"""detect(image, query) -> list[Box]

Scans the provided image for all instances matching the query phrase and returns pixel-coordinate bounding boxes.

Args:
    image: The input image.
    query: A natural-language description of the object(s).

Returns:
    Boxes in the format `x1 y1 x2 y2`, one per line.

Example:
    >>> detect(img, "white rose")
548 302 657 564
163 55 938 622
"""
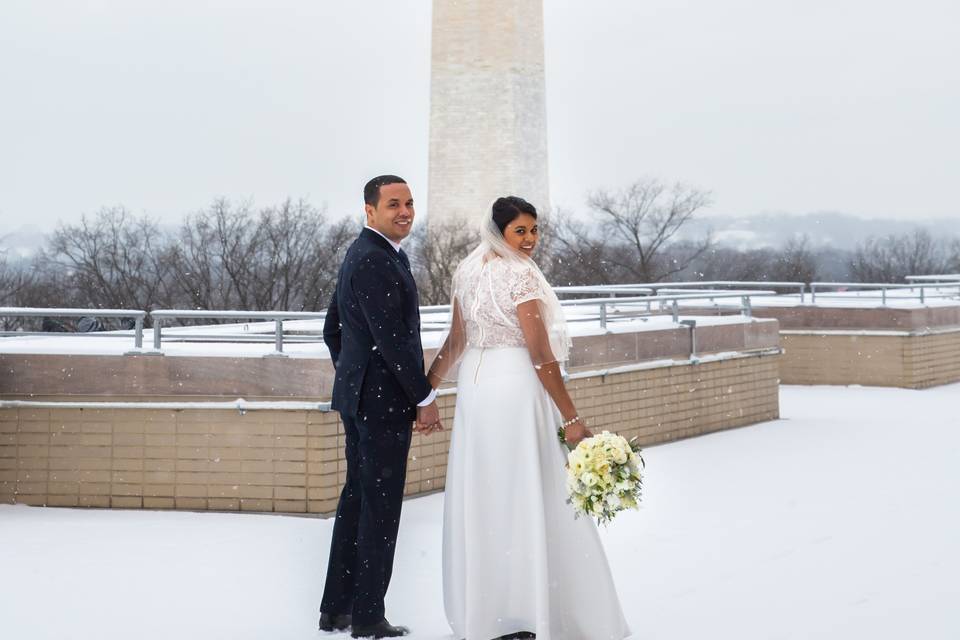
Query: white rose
612 448 628 465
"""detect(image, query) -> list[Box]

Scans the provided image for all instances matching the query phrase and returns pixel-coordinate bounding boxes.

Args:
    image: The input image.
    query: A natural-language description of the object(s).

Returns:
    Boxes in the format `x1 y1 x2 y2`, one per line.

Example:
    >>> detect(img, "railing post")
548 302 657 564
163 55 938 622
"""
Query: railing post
134 316 143 349
599 303 607 329
671 299 679 323
275 318 284 353
920 286 925 304
152 318 162 350
811 284 817 305
680 319 697 359
882 288 887 306
742 296 753 318
799 284 806 304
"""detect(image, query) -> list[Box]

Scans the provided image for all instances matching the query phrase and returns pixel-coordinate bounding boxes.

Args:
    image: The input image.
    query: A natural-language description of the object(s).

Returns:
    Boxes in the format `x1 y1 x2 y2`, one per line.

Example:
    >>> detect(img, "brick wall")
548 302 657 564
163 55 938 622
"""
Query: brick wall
0 351 779 514
780 328 960 388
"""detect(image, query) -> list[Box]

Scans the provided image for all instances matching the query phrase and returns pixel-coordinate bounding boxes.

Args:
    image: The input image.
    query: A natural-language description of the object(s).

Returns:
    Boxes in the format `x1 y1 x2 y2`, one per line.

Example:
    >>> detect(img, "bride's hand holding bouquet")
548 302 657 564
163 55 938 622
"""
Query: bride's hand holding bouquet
560 415 591 447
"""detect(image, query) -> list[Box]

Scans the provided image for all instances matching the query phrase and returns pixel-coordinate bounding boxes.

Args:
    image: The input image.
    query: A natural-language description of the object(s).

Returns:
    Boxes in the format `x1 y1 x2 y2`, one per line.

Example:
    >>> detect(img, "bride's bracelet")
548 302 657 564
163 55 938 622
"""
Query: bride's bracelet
561 415 581 428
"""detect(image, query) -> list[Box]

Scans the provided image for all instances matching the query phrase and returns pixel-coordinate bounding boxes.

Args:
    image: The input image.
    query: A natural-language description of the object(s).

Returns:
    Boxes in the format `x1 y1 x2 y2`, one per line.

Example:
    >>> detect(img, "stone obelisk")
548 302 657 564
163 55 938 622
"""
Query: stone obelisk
427 0 550 225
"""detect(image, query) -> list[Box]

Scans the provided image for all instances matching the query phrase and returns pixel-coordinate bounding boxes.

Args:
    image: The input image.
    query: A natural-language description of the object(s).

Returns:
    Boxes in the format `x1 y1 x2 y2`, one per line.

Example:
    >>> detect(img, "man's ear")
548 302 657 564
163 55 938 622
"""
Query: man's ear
364 203 375 222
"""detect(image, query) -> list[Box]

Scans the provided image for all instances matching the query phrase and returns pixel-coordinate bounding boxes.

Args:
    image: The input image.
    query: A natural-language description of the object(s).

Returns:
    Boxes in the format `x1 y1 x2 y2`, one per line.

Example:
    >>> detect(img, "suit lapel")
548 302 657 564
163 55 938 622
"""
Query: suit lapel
360 227 396 254
362 228 416 282
359 227 419 309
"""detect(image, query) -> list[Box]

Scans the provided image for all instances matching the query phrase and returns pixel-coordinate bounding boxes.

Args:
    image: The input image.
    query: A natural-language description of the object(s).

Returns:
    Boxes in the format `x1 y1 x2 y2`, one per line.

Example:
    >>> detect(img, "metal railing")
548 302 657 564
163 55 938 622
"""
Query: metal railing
0 289 776 354
554 290 776 326
809 282 960 305
556 281 807 301
651 281 807 300
905 274 960 283
0 307 147 349
554 286 655 297
149 310 326 354
406 290 771 332
5 276 959 355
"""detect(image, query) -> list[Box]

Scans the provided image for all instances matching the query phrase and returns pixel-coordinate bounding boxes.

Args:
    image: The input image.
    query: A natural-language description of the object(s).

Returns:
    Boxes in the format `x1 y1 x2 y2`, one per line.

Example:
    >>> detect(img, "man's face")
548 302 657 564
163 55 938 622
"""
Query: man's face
365 182 415 243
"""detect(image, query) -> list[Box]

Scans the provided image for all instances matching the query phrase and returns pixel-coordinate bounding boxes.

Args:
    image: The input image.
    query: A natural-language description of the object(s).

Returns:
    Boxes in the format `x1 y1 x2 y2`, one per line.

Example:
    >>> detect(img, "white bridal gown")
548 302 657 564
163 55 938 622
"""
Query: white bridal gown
442 257 631 640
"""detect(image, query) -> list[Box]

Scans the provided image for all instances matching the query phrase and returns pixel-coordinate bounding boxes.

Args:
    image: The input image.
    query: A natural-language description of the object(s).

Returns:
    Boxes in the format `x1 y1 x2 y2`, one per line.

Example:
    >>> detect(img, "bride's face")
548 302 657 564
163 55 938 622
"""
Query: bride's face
502 213 539 257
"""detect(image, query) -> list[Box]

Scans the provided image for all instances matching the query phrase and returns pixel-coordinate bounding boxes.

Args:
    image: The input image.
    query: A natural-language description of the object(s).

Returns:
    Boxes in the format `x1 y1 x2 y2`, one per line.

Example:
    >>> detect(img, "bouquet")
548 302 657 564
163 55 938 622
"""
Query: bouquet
558 427 644 525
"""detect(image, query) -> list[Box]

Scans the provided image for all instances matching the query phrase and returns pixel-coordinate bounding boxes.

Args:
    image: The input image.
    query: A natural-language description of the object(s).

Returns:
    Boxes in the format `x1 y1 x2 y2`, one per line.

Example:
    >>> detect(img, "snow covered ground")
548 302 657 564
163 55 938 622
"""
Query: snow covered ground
1 383 958 640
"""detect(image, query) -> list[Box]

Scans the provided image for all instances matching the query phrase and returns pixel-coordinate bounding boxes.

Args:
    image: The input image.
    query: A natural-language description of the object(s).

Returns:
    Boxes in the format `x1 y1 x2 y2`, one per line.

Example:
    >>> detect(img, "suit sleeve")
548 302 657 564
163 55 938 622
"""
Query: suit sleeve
350 253 433 406
322 284 342 368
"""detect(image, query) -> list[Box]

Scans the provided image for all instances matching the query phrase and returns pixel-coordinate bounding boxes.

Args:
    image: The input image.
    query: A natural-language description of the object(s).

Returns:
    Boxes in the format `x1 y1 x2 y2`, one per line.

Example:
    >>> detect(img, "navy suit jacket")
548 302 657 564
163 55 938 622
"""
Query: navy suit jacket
323 228 432 420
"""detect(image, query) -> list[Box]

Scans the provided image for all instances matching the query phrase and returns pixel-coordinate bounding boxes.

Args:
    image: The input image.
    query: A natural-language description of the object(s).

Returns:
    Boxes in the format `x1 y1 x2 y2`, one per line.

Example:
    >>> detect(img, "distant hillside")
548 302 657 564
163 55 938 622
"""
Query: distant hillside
680 212 959 250
0 225 47 258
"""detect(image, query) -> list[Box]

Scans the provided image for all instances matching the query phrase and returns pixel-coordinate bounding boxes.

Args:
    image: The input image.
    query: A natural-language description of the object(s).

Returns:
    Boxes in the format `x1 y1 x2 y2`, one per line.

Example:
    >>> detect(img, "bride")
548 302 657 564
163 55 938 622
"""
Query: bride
427 197 631 640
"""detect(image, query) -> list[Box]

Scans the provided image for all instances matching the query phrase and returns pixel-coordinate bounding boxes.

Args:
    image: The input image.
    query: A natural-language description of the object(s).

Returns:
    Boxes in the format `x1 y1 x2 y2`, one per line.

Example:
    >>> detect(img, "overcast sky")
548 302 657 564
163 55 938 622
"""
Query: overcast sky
1 0 958 231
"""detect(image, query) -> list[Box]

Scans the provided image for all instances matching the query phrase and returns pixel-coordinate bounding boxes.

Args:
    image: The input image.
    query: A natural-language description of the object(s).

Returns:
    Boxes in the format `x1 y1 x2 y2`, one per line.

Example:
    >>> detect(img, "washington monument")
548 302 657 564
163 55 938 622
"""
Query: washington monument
427 0 550 224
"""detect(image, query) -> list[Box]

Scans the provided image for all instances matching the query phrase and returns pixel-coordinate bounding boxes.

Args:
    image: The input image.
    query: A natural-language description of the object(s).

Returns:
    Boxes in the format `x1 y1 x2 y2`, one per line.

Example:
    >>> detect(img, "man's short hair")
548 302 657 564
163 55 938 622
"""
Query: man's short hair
364 175 407 207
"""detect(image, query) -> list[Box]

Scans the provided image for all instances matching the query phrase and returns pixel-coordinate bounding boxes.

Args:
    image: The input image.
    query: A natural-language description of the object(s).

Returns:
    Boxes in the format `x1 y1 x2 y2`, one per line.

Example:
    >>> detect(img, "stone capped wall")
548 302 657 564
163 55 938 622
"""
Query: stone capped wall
0 351 780 514
780 328 960 389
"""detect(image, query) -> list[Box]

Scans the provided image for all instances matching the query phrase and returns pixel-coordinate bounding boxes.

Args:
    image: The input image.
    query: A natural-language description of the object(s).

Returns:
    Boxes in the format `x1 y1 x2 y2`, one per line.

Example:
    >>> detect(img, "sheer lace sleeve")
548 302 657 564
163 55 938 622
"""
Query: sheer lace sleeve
516 299 558 367
510 265 546 307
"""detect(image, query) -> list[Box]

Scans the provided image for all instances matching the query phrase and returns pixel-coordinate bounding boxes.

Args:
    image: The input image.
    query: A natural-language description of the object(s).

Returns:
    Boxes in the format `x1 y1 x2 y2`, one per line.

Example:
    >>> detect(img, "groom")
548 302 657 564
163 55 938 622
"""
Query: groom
319 175 443 638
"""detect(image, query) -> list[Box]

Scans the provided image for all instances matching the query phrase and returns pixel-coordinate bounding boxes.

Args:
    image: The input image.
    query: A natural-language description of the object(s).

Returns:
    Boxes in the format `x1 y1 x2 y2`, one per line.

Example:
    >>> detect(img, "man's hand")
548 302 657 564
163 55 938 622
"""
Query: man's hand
415 400 444 436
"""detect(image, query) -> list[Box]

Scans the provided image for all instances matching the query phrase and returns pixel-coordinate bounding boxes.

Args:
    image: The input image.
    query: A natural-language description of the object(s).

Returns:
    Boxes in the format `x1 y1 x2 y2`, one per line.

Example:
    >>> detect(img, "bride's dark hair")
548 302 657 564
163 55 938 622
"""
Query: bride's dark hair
491 196 537 235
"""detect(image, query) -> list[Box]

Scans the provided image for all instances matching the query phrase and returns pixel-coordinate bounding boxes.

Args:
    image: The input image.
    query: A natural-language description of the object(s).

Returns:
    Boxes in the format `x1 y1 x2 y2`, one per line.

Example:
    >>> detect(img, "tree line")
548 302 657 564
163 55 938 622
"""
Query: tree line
410 178 959 304
0 198 355 330
2 177 958 331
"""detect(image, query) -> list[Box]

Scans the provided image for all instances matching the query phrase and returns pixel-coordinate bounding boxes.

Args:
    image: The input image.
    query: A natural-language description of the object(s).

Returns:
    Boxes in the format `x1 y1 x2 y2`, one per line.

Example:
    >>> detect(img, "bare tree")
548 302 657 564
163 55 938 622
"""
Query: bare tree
46 207 175 310
948 239 960 273
0 251 15 303
769 235 819 283
672 234 819 287
0 252 30 330
170 198 355 313
0 247 97 331
587 178 712 282
540 208 626 286
407 220 479 305
680 245 774 282
250 199 355 311
4 197 355 329
850 229 953 282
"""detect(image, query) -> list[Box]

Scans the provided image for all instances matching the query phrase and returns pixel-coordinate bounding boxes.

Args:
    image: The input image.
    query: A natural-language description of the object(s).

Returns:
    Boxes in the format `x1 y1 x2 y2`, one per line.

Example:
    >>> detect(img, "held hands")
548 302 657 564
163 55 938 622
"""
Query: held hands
415 400 444 436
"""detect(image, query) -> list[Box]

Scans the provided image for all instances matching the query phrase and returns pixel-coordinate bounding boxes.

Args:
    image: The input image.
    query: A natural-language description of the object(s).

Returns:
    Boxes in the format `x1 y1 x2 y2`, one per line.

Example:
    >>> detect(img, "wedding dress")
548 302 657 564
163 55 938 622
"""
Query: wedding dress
439 255 631 640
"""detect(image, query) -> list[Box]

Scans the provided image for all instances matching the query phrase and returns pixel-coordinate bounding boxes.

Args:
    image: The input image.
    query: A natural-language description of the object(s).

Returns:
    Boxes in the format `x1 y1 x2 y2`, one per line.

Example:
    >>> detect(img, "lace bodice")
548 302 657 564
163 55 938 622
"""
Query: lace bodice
454 257 547 349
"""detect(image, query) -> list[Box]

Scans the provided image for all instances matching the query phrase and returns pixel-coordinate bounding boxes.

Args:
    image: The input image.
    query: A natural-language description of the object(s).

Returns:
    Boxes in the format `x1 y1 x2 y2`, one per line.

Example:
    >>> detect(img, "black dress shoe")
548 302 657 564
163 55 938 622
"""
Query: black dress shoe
499 633 536 639
350 618 409 638
319 612 352 632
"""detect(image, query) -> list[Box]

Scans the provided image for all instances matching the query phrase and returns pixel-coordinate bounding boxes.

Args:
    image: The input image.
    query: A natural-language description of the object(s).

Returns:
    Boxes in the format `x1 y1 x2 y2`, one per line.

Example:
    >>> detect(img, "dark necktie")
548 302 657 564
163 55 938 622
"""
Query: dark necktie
397 248 411 272
398 247 420 329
